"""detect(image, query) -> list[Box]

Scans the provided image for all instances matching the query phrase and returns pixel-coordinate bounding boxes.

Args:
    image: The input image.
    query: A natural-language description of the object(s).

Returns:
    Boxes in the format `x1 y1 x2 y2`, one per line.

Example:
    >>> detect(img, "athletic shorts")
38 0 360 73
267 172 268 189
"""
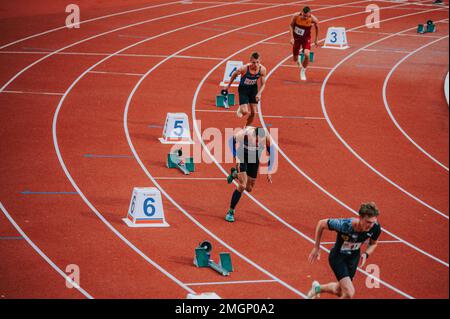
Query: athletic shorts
238 161 259 179
328 248 360 281
238 84 258 105
293 37 311 56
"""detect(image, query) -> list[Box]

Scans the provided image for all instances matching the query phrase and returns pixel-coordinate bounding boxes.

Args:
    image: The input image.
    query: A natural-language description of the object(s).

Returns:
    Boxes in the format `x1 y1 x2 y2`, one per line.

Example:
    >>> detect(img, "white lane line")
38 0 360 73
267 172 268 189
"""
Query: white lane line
280 64 334 70
185 279 278 286
53 0 314 299
0 0 255 92
0 1 182 50
257 15 449 267
361 48 412 54
321 19 450 220
382 35 449 171
123 0 318 300
196 109 325 119
0 51 227 61
1 90 64 96
0 202 93 299
89 71 145 77
349 30 445 38
321 240 402 244
192 2 425 299
154 177 225 180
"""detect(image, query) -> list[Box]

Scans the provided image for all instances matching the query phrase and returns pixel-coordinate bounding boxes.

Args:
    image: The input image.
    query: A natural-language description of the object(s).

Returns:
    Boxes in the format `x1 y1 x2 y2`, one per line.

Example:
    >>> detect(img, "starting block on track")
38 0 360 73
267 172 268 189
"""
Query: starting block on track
167 149 194 175
194 240 233 276
417 20 436 34
216 89 235 108
299 51 314 63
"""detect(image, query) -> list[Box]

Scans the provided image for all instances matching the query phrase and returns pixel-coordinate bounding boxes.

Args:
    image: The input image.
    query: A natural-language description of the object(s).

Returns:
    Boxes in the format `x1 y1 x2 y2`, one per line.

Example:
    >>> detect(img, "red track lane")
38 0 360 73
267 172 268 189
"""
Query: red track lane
321 27 449 214
0 93 198 298
123 3 422 298
0 211 83 298
256 12 450 256
1 0 322 299
384 39 449 168
58 0 414 300
57 72 302 299
1 0 448 299
191 8 449 297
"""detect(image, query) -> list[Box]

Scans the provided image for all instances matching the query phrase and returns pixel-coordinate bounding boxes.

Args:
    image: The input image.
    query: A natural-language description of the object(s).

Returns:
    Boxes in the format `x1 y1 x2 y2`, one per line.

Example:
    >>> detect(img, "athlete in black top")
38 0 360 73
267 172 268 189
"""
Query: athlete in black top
307 202 382 299
225 126 272 222
226 52 267 127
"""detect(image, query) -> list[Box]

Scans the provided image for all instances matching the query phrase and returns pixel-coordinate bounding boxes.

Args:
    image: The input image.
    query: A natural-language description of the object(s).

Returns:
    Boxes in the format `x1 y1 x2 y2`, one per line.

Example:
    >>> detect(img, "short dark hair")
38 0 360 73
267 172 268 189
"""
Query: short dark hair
303 6 311 13
358 202 379 218
250 52 260 60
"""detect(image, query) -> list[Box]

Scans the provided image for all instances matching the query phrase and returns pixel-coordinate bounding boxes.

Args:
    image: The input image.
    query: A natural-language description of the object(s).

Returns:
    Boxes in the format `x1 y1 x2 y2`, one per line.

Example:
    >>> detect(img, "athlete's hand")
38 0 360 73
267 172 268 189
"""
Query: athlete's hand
266 174 272 184
256 94 261 102
314 40 319 48
308 247 321 264
290 38 294 45
359 253 368 268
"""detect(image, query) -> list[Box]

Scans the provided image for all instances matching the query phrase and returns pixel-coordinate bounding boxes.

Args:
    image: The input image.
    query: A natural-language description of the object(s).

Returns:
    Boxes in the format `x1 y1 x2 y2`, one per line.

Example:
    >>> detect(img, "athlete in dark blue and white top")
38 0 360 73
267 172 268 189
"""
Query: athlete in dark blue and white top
307 202 382 299
226 52 267 127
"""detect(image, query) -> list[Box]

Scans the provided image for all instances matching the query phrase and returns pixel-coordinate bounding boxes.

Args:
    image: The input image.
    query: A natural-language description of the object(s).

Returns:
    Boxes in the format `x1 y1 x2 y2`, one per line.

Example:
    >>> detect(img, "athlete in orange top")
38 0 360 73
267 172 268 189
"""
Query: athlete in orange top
290 6 319 81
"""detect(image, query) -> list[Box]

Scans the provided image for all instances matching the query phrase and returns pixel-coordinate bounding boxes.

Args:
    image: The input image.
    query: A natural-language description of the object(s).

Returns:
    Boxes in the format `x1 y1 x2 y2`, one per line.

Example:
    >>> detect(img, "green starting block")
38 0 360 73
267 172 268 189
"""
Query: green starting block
300 51 314 63
216 93 235 108
194 240 233 276
167 149 194 175
418 20 436 33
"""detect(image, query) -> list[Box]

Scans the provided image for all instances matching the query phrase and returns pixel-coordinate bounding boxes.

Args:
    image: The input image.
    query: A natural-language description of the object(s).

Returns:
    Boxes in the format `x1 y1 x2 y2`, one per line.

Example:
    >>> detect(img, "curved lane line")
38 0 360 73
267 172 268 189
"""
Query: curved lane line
320 20 449 220
0 202 94 299
382 35 449 171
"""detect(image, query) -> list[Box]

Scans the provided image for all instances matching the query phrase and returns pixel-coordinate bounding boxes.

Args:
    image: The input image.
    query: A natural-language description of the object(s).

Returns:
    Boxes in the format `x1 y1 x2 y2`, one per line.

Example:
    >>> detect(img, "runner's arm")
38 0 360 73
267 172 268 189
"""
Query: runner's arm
312 14 319 45
226 65 245 90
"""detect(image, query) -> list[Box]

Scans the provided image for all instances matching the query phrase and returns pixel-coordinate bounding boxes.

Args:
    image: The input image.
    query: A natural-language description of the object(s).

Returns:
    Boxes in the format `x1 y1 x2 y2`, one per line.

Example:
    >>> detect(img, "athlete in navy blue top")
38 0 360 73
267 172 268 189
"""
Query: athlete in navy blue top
226 52 267 127
307 202 382 299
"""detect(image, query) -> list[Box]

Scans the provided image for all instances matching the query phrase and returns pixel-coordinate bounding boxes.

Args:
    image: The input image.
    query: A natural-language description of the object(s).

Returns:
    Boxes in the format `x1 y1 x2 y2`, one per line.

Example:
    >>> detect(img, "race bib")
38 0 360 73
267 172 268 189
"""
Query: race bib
340 241 362 252
294 26 305 36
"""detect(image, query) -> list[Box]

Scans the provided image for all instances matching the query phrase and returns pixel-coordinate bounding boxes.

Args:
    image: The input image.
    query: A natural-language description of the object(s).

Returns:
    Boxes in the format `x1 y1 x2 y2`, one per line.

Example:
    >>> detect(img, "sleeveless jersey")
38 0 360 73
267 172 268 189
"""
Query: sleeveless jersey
239 66 261 87
293 15 313 40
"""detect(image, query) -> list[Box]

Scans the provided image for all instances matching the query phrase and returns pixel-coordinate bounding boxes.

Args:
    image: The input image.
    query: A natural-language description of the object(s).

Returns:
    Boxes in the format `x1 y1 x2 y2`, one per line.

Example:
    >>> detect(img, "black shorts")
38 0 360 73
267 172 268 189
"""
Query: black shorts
239 162 259 179
328 248 360 281
238 84 258 105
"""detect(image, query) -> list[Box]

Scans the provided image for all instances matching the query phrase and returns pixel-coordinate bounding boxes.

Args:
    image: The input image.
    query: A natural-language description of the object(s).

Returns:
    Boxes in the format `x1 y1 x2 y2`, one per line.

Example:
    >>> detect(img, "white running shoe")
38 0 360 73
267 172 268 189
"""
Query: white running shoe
307 281 321 299
300 67 307 81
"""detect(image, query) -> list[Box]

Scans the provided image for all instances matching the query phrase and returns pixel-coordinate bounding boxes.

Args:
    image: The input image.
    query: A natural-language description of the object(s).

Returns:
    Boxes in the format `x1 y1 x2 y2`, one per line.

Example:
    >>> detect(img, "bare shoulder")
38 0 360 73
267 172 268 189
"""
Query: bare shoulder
260 64 268 75
311 14 319 23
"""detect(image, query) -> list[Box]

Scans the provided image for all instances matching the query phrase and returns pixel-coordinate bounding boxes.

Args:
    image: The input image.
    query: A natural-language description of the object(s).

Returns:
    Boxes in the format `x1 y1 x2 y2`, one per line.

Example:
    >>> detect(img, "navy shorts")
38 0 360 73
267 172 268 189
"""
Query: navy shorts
328 248 360 281
238 84 258 105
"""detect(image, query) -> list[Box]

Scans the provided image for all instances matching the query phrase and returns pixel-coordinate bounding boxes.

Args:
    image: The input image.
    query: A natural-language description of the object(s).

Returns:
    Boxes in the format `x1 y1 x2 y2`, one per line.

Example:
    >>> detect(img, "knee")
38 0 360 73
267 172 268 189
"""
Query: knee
245 185 253 192
341 287 355 299
293 55 298 62
237 184 245 193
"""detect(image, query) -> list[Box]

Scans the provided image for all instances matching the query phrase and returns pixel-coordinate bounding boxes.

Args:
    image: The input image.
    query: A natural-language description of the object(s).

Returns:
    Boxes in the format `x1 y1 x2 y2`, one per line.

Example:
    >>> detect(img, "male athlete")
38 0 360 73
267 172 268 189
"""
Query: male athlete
225 126 272 222
226 52 267 127
307 202 382 299
290 6 319 81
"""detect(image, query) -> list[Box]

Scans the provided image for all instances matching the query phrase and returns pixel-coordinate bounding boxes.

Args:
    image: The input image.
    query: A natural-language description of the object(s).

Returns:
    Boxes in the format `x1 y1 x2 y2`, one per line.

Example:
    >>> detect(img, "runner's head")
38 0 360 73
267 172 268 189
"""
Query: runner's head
249 52 260 68
301 6 311 18
358 202 379 231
